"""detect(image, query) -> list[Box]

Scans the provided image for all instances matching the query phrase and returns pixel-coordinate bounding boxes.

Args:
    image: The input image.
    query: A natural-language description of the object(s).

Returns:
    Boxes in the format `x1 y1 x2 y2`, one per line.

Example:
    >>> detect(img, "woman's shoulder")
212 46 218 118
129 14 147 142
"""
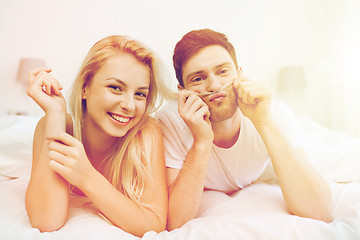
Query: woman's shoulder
141 117 162 139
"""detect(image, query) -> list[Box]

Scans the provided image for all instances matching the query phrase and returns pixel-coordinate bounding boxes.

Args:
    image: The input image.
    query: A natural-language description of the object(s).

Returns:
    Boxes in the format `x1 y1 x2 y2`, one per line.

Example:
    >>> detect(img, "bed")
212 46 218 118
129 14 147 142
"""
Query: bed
0 114 360 240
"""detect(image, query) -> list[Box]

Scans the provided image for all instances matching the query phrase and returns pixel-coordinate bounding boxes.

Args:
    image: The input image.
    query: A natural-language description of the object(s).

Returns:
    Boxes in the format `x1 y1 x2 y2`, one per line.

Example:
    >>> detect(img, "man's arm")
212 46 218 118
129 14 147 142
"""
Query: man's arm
166 90 214 230
256 122 333 222
166 141 212 230
233 75 333 222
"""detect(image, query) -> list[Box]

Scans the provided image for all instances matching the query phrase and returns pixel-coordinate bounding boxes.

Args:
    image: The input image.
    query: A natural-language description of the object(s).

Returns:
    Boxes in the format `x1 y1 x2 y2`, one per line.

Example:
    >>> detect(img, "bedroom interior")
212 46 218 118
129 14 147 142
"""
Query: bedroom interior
0 0 359 239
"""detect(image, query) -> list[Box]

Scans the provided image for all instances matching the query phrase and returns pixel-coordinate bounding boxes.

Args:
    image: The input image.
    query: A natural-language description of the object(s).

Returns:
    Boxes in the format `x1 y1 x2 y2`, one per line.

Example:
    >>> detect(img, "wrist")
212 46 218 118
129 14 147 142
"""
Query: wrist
79 168 102 196
45 111 67 133
255 118 278 137
45 106 67 116
192 139 213 152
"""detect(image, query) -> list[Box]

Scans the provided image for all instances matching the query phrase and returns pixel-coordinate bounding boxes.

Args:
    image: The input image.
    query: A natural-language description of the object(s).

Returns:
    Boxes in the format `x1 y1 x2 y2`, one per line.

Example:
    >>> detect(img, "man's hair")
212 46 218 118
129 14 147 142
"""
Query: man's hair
173 29 239 87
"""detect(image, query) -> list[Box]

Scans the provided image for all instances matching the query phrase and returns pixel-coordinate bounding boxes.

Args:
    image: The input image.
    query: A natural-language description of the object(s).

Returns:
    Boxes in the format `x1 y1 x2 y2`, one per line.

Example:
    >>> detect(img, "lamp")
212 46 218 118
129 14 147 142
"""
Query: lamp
16 58 46 87
277 65 306 91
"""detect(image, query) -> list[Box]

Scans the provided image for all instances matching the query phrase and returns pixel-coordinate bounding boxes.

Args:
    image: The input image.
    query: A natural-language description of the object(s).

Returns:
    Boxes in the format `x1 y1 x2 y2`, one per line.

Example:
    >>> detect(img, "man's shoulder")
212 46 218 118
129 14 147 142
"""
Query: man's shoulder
154 100 189 133
154 100 179 120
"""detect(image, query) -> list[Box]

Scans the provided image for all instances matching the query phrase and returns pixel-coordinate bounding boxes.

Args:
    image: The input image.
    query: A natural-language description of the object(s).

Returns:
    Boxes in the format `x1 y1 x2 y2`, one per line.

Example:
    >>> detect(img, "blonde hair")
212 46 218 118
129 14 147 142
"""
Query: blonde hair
68 35 167 208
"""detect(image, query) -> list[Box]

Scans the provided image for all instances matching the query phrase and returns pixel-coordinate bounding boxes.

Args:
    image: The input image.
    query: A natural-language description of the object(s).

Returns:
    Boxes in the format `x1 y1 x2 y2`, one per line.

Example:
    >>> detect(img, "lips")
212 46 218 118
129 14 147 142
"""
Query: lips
108 112 132 123
209 92 226 102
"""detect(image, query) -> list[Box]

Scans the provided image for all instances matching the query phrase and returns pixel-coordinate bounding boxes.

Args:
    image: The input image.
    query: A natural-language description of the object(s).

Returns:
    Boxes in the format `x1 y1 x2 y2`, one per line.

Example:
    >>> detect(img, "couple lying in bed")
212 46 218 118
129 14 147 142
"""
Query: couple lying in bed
25 29 333 237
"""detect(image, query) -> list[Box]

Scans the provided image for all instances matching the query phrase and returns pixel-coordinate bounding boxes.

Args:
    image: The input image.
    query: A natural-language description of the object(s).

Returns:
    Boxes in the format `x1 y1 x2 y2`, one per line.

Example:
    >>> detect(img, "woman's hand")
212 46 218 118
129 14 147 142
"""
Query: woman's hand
233 73 273 128
178 89 214 145
27 68 66 114
47 132 96 190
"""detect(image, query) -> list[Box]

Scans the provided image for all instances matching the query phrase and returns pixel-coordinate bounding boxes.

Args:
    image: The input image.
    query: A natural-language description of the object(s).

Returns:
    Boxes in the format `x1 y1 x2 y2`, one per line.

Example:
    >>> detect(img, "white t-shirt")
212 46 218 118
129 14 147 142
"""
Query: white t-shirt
154 100 303 193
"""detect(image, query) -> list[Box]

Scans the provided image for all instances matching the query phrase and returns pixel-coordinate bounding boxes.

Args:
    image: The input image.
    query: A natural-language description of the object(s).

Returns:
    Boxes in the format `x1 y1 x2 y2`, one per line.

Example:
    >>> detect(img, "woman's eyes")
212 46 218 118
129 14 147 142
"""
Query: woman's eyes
108 85 122 92
135 91 147 99
109 85 147 99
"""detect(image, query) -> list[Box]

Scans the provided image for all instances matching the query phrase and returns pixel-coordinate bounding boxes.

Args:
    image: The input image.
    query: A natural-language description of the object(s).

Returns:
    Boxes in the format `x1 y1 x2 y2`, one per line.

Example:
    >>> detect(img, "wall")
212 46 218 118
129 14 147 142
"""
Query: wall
0 0 359 136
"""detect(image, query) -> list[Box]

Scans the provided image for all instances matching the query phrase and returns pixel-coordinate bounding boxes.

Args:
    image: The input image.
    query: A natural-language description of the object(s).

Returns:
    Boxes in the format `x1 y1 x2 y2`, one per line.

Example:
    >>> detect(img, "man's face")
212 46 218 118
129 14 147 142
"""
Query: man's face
182 45 239 122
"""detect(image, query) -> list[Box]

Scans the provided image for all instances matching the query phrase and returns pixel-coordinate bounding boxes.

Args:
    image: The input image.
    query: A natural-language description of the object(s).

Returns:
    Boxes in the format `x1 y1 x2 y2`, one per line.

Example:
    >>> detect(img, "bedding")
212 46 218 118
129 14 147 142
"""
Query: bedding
0 115 359 240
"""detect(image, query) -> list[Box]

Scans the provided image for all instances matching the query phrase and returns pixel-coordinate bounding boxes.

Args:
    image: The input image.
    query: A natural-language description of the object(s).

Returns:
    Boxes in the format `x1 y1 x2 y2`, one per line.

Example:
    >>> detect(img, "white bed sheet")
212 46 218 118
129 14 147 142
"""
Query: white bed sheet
0 115 359 240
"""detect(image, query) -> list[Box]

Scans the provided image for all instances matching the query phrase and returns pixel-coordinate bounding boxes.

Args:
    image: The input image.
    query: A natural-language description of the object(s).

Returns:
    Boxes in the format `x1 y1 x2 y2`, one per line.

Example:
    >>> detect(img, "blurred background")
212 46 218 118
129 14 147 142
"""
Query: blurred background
0 0 359 137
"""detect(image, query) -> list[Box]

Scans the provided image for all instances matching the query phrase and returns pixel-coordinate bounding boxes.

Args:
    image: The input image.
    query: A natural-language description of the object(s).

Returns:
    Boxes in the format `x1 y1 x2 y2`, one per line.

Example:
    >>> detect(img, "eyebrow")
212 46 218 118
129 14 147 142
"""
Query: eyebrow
105 77 149 90
215 62 233 68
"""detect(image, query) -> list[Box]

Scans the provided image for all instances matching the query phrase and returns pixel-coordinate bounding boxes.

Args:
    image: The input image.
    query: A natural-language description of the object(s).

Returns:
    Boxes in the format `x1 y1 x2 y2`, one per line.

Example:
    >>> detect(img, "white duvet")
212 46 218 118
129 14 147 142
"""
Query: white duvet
0 115 360 240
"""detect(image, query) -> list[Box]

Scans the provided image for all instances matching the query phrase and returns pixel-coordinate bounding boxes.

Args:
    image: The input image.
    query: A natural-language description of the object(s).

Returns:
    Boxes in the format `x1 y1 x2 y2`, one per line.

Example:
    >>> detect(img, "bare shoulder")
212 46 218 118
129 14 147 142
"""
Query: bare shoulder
142 117 163 140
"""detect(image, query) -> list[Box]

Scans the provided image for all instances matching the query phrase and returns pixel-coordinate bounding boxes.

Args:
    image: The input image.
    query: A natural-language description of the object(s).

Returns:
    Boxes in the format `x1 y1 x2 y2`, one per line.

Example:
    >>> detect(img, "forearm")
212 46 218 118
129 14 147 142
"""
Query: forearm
81 170 165 237
26 112 69 231
257 122 333 222
167 142 211 230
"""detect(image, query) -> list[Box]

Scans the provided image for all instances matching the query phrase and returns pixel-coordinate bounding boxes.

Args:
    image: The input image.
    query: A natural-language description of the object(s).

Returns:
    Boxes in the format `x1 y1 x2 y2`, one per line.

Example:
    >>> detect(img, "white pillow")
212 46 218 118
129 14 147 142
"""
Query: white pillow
0 116 39 179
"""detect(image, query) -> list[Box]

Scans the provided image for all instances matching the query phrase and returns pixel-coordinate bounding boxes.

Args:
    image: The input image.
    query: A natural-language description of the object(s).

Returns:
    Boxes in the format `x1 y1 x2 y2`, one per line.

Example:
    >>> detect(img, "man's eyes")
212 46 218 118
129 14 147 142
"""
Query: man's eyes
191 76 205 83
217 68 230 75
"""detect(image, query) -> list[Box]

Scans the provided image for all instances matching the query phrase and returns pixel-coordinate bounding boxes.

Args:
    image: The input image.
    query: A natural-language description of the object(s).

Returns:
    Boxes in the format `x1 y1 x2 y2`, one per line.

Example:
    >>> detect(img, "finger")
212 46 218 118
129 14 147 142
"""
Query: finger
196 105 211 122
28 68 52 82
47 132 79 147
48 149 71 166
179 93 205 118
187 97 207 115
37 76 53 95
48 75 63 96
34 72 60 96
49 160 69 180
241 84 269 105
49 140 74 157
233 73 247 94
235 80 255 101
29 67 52 76
178 90 197 112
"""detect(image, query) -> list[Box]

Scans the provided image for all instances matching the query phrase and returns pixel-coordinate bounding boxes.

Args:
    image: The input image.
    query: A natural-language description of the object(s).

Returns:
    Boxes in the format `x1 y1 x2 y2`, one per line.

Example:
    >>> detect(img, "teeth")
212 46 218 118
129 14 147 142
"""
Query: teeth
110 113 130 123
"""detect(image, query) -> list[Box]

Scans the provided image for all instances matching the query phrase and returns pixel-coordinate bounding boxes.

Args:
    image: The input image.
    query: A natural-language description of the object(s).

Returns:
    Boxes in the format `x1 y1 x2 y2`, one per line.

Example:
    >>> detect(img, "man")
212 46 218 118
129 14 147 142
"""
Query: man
155 29 333 230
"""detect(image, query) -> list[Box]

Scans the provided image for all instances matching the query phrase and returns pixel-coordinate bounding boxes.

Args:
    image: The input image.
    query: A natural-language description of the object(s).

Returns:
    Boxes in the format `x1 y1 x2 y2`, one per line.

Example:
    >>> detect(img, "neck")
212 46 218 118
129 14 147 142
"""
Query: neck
212 109 241 148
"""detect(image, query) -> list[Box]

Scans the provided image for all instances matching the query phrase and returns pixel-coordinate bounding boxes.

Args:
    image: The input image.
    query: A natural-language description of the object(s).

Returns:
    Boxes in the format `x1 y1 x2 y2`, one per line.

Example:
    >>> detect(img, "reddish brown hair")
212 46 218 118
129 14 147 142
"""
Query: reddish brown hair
173 29 239 87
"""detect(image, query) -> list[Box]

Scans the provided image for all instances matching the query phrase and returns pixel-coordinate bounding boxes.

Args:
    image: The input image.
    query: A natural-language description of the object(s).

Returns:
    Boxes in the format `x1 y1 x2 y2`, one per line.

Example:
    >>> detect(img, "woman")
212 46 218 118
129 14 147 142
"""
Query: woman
25 35 168 237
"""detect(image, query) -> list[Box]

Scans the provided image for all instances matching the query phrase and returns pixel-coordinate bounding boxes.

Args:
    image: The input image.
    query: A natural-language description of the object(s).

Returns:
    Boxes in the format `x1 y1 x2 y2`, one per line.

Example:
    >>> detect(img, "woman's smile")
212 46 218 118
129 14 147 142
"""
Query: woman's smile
108 112 132 126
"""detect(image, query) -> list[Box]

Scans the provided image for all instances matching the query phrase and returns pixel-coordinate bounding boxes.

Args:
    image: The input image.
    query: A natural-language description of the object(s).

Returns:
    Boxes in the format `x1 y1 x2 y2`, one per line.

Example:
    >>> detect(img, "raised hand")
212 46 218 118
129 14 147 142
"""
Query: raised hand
27 68 66 114
233 73 273 128
178 89 214 144
48 132 96 189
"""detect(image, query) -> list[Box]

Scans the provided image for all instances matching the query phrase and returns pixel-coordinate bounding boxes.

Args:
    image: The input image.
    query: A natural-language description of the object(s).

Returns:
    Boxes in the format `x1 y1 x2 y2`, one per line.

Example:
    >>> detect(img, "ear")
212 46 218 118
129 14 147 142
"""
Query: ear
238 66 243 73
82 88 88 99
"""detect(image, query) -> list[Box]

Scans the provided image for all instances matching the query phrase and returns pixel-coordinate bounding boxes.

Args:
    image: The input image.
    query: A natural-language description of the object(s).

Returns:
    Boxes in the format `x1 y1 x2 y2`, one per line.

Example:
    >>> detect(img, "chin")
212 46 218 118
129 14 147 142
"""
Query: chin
209 102 238 122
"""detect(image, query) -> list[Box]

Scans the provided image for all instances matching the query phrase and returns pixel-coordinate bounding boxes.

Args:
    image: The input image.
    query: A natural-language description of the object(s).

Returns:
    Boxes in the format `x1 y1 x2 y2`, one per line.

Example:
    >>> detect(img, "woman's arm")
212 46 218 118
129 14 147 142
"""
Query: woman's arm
48 121 168 237
25 114 71 232
25 68 71 232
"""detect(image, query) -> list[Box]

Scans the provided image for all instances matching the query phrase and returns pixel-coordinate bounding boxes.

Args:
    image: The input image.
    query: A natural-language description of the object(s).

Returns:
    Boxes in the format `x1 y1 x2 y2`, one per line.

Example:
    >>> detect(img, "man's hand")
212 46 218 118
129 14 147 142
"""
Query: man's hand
178 89 214 144
233 73 273 128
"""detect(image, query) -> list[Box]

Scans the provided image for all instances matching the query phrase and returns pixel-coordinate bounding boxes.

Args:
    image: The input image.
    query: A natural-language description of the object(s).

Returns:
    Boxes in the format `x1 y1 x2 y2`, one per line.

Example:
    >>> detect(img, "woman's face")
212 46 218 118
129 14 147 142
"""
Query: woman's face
83 53 150 139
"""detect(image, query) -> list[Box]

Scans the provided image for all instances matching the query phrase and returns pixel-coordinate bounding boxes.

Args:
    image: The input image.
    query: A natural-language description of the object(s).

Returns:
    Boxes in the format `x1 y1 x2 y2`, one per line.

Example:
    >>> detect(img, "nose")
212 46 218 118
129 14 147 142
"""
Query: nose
206 74 222 93
120 94 136 113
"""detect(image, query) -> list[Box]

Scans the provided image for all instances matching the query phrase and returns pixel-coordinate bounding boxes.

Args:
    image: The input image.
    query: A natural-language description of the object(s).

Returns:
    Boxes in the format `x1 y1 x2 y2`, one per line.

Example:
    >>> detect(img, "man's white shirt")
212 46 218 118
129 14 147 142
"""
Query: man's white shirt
154 100 303 193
